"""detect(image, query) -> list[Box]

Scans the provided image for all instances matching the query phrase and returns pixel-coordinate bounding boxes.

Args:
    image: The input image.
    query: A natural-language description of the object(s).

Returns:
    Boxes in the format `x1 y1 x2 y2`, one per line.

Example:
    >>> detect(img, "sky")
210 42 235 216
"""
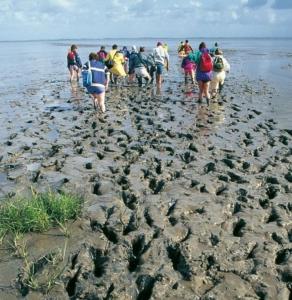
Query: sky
0 0 291 40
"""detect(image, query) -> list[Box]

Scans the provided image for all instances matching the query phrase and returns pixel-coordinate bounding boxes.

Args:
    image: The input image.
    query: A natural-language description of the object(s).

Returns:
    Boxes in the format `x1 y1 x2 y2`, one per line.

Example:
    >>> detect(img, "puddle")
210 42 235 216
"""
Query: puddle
45 103 72 112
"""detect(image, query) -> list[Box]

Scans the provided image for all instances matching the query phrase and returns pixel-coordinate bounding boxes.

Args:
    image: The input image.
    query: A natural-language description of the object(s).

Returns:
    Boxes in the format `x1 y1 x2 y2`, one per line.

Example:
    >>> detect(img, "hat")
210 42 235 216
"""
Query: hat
215 48 223 55
131 45 137 52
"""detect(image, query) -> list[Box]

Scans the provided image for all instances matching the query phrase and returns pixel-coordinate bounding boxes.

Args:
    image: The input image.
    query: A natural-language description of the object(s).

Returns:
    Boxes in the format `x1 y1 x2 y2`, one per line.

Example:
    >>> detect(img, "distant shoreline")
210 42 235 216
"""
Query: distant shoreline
1 37 292 43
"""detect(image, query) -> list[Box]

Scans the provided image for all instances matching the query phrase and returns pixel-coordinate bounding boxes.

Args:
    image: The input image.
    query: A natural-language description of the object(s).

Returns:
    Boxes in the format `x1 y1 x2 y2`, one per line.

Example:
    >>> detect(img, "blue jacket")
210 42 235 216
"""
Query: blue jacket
86 60 107 85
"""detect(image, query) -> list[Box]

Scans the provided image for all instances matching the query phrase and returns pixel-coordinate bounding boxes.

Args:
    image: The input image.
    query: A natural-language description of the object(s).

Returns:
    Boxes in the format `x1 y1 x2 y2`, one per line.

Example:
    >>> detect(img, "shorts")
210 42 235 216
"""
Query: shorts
87 85 105 95
196 70 212 82
68 65 79 71
135 67 150 78
156 63 164 75
128 68 135 75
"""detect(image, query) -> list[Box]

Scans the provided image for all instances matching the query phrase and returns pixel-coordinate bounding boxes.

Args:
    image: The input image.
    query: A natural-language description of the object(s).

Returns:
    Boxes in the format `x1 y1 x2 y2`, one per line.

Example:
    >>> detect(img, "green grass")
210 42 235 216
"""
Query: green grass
0 192 83 238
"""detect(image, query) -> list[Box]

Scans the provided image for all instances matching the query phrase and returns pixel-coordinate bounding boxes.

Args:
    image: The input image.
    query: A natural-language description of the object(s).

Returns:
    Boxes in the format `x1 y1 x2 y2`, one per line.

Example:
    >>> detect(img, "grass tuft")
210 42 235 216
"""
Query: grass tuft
0 192 83 238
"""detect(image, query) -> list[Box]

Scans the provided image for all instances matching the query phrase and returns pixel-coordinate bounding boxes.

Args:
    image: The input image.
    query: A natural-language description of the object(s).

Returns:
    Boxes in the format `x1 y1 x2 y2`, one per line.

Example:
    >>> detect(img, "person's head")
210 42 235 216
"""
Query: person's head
181 41 184 44
131 45 137 52
71 44 77 52
215 42 218 47
89 52 99 61
123 46 127 51
139 46 145 52
215 48 223 55
112 44 118 50
185 40 189 44
100 46 105 51
199 42 206 50
157 42 163 47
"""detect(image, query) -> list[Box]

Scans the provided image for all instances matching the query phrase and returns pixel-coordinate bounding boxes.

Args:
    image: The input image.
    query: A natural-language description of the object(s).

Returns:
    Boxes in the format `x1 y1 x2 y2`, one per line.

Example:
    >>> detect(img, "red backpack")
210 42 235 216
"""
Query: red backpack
200 52 213 72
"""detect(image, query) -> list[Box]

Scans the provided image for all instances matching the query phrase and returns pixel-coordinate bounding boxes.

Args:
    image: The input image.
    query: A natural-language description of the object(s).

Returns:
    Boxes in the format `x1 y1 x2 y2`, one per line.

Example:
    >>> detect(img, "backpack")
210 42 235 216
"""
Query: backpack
105 51 118 69
199 52 213 72
213 56 224 72
82 62 92 87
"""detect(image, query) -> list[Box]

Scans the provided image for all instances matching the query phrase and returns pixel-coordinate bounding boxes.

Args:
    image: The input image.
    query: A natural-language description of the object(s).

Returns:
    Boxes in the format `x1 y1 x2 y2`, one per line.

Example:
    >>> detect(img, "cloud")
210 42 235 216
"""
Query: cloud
0 0 291 40
272 0 292 9
245 0 268 8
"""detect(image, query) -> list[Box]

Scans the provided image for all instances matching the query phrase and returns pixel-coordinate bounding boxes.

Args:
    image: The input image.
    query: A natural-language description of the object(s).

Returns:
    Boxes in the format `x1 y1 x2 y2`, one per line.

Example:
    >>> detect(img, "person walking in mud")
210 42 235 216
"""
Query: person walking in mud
188 42 213 104
84 52 109 113
132 47 151 87
210 48 230 99
105 44 126 85
152 42 169 87
67 44 82 82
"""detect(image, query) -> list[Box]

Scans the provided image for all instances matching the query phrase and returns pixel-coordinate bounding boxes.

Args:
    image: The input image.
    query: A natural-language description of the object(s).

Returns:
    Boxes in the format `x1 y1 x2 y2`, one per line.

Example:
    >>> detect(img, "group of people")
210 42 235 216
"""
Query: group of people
67 42 170 112
66 40 230 112
179 40 230 103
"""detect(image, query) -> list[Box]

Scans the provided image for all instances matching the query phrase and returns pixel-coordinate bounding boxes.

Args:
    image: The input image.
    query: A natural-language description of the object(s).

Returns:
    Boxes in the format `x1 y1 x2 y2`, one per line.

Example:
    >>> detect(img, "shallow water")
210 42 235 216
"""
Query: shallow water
0 37 291 132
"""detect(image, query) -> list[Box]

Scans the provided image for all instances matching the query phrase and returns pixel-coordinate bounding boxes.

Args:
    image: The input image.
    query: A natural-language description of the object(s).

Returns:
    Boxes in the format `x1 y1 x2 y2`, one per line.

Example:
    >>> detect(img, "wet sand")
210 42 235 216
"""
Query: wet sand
0 68 291 299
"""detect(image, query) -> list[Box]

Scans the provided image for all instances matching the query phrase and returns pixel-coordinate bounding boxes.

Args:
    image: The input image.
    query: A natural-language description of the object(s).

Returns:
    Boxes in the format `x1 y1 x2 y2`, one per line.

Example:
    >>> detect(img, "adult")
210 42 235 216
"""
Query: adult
146 52 156 84
210 42 219 57
122 46 130 73
210 48 230 98
67 44 82 81
152 42 169 86
181 56 196 84
183 40 193 55
105 44 126 84
178 41 184 53
84 53 109 112
97 46 107 62
189 42 213 104
133 47 151 87
128 45 138 83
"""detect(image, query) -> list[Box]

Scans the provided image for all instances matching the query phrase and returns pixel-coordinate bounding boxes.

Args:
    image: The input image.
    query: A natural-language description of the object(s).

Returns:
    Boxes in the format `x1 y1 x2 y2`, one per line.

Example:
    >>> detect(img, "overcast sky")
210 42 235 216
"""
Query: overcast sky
0 0 291 40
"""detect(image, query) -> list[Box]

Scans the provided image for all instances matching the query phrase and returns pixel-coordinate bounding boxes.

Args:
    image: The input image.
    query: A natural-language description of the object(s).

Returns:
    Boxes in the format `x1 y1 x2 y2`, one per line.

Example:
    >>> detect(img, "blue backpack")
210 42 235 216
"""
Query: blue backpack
82 62 92 87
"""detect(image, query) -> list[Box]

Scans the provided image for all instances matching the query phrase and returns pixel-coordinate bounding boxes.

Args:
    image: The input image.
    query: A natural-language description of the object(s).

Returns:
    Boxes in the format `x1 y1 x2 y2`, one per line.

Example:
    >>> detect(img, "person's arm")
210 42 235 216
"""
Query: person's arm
164 49 170 71
105 52 110 62
105 69 110 90
75 53 82 68
223 57 230 72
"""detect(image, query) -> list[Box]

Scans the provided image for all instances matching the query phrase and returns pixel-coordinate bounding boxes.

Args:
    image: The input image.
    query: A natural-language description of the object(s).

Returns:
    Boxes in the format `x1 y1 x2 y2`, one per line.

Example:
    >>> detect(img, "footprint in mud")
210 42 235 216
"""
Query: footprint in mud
128 234 150 272
167 244 192 280
148 178 165 194
233 219 247 237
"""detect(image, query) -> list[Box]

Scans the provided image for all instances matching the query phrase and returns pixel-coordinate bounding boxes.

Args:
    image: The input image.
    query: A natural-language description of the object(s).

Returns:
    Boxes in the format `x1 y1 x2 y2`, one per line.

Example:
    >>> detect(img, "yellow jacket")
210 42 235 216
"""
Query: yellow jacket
106 50 126 77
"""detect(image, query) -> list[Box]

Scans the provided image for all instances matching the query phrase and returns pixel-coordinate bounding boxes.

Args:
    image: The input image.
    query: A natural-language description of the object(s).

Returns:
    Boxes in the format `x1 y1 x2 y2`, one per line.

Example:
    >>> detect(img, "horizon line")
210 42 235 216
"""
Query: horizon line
0 36 292 43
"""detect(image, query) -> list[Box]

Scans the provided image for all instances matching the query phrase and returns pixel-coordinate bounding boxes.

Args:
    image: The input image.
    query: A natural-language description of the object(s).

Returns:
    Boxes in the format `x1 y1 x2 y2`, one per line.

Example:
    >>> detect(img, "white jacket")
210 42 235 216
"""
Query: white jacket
153 46 169 65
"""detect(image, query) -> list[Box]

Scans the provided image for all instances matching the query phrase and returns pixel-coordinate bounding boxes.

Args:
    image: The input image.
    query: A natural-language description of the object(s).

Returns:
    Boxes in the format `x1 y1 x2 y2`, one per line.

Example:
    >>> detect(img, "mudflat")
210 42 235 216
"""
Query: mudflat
0 67 291 299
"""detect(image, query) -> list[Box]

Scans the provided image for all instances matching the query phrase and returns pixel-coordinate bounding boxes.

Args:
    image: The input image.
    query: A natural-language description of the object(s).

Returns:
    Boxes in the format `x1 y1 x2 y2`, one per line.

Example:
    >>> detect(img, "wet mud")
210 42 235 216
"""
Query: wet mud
0 64 291 299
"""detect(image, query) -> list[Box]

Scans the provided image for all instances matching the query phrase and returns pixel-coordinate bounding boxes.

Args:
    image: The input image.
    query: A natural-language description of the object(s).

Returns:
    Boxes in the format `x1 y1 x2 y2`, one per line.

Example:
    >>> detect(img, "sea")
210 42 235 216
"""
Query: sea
0 37 291 130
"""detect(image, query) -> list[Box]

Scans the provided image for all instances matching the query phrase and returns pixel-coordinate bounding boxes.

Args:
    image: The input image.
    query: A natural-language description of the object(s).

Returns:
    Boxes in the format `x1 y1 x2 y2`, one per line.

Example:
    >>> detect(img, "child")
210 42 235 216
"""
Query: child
181 56 196 84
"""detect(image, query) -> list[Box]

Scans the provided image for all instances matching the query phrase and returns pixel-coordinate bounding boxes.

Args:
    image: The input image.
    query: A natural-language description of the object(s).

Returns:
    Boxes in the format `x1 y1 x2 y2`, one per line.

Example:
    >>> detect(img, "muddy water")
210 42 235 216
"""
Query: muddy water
0 47 292 299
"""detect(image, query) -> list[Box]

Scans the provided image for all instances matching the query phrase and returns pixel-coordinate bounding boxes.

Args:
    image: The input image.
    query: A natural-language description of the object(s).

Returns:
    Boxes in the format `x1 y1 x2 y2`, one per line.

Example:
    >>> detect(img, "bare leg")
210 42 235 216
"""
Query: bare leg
91 95 97 110
198 81 204 102
156 74 162 86
191 71 195 84
69 67 74 81
96 92 106 113
203 82 211 105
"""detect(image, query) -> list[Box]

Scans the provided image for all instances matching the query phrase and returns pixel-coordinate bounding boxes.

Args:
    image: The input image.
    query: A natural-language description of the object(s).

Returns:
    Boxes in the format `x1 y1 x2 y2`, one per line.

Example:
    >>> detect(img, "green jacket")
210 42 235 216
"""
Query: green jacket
188 50 201 65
